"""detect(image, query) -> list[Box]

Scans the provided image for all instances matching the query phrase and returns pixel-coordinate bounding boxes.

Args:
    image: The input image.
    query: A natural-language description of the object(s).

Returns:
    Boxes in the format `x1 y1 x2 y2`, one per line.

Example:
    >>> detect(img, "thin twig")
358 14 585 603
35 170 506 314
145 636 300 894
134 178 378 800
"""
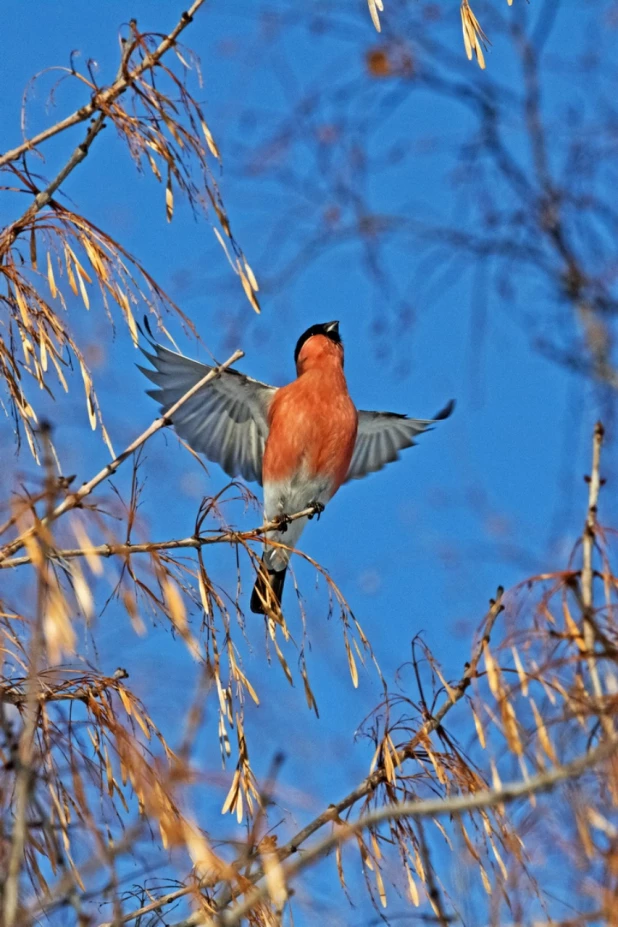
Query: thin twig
0 669 128 706
279 588 505 854
2 426 55 927
200 590 506 921
0 505 326 569
99 884 197 927
416 821 451 927
0 0 207 170
96 757 284 927
0 350 243 565
99 593 505 927
213 736 618 927
0 38 133 256
18 823 144 926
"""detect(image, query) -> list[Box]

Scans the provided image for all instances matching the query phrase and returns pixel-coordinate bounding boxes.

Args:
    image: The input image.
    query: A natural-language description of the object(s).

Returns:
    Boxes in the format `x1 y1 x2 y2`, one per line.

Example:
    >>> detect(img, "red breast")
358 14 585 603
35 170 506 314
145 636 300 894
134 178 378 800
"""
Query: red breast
262 335 358 491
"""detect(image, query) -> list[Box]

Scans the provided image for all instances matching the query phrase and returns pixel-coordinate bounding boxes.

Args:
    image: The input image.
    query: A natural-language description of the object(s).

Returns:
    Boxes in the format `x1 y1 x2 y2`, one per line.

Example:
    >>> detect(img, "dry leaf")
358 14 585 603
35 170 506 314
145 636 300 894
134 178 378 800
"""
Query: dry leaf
461 1 490 70
368 0 384 32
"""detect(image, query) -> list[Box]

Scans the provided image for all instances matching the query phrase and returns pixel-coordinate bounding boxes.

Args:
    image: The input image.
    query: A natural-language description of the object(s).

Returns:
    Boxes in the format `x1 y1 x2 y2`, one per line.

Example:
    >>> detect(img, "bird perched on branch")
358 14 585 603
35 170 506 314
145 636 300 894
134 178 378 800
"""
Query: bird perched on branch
140 321 453 616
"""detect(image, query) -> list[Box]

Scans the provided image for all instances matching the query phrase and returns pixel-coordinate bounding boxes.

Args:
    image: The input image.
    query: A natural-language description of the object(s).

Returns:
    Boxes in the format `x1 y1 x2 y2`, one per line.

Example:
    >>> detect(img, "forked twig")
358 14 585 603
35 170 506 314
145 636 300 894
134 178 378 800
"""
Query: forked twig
0 0 207 170
0 36 133 256
213 735 618 927
0 505 327 569
163 591 506 925
0 350 243 564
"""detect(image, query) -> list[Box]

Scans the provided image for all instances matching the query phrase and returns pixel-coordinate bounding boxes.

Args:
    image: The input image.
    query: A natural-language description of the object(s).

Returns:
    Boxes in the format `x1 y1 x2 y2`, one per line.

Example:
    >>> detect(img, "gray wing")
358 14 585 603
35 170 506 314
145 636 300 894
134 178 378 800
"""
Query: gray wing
139 342 276 485
346 400 454 482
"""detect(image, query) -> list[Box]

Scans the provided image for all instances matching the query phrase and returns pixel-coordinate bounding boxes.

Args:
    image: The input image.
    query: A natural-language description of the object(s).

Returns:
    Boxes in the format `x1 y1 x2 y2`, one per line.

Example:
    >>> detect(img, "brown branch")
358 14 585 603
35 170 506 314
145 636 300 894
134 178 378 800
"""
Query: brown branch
0 668 128 706
96 590 505 927
203 589 505 920
97 884 197 927
277 588 504 850
0 0 207 170
513 912 609 927
416 821 451 927
0 38 133 257
2 429 55 927
215 735 618 927
0 349 244 564
18 823 144 927
0 505 326 569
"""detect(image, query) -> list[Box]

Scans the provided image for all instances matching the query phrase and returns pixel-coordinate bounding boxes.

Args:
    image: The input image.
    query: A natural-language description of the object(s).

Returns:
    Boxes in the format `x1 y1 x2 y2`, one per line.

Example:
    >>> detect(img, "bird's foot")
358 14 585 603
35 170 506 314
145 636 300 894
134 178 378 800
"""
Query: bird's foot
273 513 291 533
308 500 325 521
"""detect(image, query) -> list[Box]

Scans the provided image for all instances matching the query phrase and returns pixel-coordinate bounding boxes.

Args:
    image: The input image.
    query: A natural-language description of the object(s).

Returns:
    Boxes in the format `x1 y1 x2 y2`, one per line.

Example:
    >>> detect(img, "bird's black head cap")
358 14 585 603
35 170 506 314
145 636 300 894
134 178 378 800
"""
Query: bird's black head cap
294 320 342 365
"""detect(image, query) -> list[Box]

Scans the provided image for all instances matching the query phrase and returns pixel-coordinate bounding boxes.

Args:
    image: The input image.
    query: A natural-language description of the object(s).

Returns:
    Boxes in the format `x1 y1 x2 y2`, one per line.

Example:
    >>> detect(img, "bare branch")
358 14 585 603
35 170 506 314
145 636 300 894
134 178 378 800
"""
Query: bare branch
206 590 505 919
0 349 244 564
0 0 207 170
0 669 128 706
0 38 134 264
2 428 55 927
0 505 328 570
278 588 505 847
215 736 618 927
580 422 612 734
416 822 451 927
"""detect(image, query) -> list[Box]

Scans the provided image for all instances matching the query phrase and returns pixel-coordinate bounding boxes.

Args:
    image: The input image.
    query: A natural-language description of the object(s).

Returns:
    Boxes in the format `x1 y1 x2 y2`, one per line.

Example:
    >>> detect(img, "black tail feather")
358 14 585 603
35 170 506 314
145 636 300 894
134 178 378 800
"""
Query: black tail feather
250 559 287 615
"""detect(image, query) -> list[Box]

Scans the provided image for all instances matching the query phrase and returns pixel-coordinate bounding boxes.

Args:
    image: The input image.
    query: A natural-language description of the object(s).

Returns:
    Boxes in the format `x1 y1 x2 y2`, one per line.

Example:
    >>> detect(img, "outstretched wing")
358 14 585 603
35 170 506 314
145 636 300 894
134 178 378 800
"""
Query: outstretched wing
346 399 455 482
139 342 276 485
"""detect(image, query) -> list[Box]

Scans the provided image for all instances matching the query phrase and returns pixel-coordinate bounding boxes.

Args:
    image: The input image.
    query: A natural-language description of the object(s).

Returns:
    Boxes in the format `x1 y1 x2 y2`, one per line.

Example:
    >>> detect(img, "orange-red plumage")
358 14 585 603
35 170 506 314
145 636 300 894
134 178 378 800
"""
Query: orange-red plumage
263 335 358 491
252 330 358 615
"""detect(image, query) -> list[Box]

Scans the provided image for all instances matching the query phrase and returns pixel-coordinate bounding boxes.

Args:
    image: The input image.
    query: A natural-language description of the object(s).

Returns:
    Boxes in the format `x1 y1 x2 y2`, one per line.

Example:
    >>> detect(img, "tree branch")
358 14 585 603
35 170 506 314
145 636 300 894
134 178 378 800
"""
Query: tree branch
0 38 132 256
2 430 55 927
215 736 618 927
96 590 505 927
273 587 505 859
0 0 207 170
416 821 451 927
0 349 244 564
0 669 128 706
18 823 144 926
0 505 327 570
180 590 506 924
580 422 611 734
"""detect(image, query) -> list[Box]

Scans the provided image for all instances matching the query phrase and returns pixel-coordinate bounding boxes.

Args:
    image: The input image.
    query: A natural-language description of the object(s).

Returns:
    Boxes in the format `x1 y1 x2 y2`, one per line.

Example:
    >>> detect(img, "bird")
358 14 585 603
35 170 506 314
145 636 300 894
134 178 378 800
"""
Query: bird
139 321 453 615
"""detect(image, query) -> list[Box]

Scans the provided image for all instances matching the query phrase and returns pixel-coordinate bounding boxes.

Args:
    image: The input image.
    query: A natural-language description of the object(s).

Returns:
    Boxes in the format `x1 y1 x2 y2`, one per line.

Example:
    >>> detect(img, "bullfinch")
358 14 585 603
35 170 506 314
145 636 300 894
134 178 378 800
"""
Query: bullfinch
140 321 453 615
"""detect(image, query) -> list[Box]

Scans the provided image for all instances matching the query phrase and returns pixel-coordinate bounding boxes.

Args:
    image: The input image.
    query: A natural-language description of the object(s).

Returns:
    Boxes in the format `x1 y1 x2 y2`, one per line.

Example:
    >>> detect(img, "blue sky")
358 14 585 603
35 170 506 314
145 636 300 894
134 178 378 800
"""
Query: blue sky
2 1 616 923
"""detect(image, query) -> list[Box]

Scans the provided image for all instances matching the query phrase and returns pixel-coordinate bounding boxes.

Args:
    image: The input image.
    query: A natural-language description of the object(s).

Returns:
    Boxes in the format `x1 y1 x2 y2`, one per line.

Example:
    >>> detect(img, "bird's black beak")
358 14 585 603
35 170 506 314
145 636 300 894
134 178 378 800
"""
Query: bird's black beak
324 320 340 334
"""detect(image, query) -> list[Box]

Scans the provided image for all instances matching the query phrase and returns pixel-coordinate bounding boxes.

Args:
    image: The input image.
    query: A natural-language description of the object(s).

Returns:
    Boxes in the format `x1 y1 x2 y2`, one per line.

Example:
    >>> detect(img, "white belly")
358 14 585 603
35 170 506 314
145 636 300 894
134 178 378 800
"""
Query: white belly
262 472 334 571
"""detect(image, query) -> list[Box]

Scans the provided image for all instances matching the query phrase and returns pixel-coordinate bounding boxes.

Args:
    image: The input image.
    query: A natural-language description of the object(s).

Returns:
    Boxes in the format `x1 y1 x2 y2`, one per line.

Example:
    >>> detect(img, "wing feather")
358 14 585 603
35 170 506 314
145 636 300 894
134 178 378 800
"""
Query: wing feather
139 342 276 485
346 400 454 482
